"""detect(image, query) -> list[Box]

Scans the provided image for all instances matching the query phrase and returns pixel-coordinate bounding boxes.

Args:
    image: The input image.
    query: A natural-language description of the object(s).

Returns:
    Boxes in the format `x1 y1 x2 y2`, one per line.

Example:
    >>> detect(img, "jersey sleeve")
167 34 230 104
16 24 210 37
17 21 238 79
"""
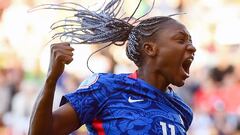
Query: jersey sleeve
60 73 110 125
167 90 193 131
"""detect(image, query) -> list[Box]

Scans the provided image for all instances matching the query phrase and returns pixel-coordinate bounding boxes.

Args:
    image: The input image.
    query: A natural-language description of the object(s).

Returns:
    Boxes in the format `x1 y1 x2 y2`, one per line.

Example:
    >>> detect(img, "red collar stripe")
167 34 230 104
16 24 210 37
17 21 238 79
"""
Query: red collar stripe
128 71 138 79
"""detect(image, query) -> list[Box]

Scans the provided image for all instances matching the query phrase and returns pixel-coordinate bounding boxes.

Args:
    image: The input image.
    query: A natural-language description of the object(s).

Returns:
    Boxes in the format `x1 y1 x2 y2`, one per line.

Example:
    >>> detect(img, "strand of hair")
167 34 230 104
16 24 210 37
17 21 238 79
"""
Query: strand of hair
133 0 155 23
86 43 113 73
127 0 143 22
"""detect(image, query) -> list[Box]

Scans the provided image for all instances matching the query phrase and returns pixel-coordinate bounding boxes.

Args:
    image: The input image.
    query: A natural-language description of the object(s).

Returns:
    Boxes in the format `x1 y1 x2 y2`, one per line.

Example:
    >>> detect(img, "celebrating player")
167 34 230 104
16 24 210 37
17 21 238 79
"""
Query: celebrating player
29 0 196 134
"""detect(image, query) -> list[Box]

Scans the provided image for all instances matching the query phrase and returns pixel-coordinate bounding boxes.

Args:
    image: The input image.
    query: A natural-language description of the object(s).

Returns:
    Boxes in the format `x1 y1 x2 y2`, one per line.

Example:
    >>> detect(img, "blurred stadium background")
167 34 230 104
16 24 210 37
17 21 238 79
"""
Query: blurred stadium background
1 0 240 134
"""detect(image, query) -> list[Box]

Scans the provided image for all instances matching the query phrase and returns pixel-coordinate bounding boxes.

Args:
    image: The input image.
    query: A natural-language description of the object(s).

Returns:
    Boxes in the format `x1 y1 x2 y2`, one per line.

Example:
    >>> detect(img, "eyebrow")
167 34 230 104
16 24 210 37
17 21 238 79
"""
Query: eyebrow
173 31 192 40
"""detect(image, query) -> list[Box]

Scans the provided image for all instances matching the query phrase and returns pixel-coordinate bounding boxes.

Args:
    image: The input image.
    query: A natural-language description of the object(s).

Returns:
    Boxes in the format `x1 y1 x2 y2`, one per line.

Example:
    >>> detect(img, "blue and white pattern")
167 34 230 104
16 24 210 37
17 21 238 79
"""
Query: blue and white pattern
60 73 193 135
77 73 99 89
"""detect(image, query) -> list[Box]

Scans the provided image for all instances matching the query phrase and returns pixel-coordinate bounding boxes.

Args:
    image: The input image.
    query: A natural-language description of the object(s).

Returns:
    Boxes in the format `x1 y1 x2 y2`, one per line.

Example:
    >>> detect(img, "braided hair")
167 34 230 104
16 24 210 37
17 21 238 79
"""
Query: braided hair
30 0 179 71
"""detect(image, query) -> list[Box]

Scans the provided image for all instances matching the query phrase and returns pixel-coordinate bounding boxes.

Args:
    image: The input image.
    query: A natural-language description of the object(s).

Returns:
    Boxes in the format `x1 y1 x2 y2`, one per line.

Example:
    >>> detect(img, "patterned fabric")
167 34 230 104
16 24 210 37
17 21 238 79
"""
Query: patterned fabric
60 73 193 135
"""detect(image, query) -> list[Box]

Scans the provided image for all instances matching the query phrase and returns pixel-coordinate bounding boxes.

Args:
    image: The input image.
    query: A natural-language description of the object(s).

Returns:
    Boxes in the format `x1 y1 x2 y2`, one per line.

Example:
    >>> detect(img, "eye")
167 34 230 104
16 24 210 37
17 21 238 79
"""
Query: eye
177 39 185 44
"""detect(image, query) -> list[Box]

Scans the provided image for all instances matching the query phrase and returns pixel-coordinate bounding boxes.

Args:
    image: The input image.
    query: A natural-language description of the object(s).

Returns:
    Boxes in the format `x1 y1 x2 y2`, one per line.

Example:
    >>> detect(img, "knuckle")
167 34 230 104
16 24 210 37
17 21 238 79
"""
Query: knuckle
66 58 73 64
52 49 58 57
63 42 70 46
51 43 57 48
50 44 58 52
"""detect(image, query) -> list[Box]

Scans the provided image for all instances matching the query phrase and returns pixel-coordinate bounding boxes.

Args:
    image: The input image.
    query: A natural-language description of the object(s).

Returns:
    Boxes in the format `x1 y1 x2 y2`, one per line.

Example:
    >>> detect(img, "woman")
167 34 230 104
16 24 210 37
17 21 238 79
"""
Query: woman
29 0 196 134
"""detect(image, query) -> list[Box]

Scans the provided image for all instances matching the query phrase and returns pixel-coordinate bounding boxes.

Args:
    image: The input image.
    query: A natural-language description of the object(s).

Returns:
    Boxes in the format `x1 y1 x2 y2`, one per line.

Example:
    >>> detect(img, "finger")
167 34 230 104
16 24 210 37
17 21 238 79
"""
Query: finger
59 44 74 51
51 42 74 51
51 46 74 60
65 57 73 65
55 48 74 56
52 42 70 46
56 54 73 65
62 56 73 65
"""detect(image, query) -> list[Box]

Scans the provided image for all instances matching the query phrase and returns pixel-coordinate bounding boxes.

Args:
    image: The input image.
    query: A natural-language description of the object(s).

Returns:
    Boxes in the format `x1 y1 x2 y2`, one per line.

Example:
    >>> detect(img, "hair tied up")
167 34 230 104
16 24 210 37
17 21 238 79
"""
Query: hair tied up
30 0 155 73
106 19 134 46
29 0 146 46
81 15 134 46
29 0 154 46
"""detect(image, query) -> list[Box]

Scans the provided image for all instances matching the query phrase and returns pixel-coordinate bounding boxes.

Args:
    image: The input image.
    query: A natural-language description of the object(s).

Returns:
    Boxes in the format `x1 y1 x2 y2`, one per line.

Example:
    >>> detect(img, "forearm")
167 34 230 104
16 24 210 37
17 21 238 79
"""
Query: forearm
28 76 57 135
28 42 74 135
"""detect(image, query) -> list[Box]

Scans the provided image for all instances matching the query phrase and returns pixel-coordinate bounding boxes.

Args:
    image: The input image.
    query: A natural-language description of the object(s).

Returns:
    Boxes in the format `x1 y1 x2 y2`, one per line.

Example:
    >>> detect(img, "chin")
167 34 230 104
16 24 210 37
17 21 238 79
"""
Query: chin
172 80 185 87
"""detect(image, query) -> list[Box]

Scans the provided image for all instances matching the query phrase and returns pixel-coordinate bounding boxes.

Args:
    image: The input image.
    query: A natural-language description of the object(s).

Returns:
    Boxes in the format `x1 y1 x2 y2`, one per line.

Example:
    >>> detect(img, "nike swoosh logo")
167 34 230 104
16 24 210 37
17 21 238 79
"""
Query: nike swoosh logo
128 97 144 103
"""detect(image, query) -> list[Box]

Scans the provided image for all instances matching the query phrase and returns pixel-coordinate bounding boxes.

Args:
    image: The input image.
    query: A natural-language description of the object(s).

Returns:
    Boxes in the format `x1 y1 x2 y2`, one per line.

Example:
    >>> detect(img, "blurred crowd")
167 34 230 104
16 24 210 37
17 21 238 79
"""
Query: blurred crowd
1 0 240 135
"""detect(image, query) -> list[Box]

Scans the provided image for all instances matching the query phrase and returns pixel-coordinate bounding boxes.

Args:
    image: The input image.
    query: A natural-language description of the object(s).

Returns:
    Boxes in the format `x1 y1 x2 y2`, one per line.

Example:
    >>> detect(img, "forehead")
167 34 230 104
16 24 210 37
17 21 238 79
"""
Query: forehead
157 19 190 37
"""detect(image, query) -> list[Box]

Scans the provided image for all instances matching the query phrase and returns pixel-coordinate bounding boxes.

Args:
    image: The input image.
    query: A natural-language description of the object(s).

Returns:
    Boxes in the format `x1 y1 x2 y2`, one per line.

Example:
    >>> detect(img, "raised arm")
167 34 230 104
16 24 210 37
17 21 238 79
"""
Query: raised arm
28 43 80 135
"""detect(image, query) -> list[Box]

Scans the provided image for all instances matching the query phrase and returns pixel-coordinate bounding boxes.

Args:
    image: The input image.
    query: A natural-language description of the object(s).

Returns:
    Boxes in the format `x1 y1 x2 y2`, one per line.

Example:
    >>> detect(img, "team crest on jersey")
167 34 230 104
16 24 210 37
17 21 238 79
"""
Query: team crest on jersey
78 73 99 89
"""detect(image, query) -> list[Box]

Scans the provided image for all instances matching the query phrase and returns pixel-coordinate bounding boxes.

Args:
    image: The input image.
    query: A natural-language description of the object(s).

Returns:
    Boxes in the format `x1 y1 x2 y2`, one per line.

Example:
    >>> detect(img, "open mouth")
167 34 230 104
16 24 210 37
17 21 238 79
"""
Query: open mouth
181 57 193 76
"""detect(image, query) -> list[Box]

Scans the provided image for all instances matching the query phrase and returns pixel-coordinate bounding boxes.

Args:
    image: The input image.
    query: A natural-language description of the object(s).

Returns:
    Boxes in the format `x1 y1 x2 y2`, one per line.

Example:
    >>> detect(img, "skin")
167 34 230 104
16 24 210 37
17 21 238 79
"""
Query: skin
28 43 80 135
28 19 196 134
138 19 196 91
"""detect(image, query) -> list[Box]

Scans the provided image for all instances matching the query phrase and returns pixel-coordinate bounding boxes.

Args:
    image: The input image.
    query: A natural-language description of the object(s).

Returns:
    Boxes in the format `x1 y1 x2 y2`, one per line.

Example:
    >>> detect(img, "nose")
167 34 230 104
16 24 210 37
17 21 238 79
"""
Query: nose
186 43 196 53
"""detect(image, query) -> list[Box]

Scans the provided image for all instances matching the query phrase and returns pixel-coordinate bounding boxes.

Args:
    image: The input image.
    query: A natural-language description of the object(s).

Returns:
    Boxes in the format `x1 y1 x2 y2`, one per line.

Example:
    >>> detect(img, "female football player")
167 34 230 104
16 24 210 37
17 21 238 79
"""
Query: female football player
29 0 196 134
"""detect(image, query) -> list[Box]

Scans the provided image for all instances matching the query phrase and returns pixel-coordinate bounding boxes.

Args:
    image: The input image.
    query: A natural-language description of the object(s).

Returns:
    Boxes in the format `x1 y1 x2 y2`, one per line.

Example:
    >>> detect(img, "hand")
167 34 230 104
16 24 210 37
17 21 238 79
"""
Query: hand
47 42 74 81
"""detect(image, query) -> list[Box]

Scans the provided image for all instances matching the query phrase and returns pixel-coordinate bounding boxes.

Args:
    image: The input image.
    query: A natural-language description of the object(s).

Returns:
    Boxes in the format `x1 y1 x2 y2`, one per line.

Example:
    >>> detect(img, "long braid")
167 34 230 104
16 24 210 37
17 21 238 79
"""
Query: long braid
29 0 134 46
29 0 137 72
30 0 182 70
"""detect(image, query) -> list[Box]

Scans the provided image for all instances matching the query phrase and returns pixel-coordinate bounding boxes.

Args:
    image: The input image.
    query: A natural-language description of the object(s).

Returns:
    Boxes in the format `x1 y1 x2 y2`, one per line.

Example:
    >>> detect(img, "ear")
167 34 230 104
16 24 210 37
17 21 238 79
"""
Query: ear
143 42 157 57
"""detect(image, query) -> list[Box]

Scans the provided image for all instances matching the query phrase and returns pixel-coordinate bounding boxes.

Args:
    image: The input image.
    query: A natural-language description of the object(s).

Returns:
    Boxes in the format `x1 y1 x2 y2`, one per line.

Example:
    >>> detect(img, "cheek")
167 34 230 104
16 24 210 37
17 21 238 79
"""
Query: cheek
157 48 182 69
167 46 184 67
155 48 184 83
155 55 178 78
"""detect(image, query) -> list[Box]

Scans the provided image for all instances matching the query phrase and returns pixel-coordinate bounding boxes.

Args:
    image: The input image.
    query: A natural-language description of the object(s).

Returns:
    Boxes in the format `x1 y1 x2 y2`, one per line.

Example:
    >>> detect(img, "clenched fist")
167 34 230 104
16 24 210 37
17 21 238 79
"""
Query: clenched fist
47 42 74 81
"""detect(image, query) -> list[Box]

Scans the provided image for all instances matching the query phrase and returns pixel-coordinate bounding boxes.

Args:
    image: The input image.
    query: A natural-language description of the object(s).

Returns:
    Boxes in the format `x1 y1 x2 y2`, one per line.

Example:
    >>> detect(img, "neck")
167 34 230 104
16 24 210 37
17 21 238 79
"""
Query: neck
137 67 169 92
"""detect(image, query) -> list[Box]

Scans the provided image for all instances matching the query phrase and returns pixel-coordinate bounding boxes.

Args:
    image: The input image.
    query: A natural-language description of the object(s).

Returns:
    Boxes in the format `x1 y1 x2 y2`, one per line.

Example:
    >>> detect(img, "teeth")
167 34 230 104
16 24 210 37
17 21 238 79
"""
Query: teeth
187 58 193 62
181 56 194 78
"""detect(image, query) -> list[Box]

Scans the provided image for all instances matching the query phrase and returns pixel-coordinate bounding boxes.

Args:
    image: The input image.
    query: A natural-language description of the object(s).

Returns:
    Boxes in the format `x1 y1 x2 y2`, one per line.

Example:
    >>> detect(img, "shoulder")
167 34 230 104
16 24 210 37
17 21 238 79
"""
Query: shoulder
168 89 193 130
77 73 100 89
77 72 130 91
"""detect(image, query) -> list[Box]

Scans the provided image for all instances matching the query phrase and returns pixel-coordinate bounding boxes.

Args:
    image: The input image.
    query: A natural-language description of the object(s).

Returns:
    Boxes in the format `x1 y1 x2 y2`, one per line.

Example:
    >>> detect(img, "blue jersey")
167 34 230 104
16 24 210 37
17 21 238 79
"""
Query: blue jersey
60 72 193 135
